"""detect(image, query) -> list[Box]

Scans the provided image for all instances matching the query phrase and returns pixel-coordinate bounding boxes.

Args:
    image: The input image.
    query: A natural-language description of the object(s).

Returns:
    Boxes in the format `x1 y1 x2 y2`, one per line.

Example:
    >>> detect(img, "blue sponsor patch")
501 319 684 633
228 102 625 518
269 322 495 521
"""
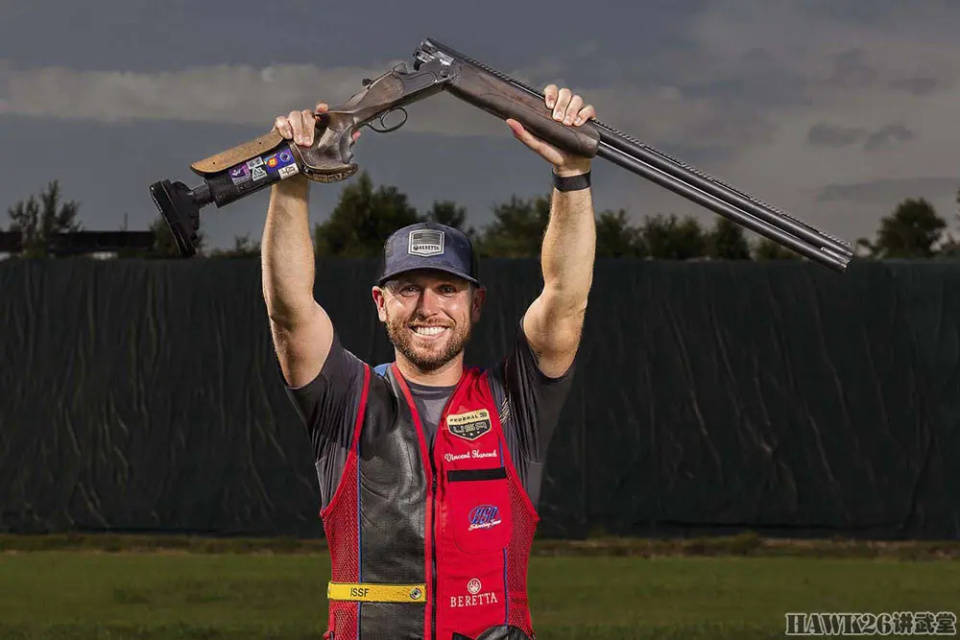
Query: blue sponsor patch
264 147 296 174
467 504 502 531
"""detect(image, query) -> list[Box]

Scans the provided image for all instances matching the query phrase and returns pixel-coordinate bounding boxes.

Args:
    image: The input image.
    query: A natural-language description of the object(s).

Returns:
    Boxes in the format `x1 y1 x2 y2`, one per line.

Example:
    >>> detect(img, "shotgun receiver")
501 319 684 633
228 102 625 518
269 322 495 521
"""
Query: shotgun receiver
150 37 853 271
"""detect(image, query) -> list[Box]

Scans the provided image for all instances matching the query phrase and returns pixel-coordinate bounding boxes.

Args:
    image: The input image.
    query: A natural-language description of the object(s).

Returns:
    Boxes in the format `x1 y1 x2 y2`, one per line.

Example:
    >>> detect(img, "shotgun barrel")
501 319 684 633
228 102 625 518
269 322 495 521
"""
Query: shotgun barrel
417 38 854 272
152 37 854 269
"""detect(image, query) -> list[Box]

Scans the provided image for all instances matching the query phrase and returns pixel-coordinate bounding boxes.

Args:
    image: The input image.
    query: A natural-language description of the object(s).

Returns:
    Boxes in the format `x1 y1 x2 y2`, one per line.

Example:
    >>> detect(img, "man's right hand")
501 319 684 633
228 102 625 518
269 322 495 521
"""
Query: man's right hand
273 102 362 148
265 101 356 389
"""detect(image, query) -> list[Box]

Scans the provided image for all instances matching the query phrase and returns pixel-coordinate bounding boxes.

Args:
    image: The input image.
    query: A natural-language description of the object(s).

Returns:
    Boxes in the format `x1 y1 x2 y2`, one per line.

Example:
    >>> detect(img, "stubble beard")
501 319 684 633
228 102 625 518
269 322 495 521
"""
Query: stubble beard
385 311 473 372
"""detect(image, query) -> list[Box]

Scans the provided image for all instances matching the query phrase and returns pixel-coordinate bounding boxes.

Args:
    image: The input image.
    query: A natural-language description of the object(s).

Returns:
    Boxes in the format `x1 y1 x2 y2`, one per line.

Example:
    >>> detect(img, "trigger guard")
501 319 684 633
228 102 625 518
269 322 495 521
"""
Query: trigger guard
340 127 355 164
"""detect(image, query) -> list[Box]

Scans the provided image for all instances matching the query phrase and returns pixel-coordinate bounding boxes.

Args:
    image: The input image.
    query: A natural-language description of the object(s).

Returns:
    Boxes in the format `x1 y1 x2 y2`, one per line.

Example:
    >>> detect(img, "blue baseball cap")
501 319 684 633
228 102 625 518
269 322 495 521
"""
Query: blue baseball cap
377 222 480 286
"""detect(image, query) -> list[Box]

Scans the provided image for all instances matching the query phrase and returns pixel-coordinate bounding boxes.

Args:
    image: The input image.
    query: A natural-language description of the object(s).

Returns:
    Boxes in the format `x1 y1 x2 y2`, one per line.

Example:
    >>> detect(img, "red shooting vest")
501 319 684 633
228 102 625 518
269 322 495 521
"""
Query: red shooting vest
321 363 539 640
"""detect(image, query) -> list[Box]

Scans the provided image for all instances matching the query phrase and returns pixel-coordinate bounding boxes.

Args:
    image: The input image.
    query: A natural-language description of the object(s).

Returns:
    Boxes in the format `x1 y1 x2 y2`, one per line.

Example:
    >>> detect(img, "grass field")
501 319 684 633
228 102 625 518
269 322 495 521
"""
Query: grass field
1 535 958 639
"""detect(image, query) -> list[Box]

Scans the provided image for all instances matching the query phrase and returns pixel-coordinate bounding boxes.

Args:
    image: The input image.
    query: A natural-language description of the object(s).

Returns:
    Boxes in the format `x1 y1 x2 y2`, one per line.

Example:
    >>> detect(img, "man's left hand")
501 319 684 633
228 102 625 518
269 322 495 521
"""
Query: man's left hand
505 84 596 177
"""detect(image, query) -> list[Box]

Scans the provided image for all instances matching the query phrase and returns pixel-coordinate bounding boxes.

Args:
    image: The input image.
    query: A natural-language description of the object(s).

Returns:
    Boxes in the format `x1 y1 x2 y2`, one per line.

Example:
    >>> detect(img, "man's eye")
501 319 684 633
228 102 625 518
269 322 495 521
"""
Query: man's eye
401 285 419 294
439 286 456 294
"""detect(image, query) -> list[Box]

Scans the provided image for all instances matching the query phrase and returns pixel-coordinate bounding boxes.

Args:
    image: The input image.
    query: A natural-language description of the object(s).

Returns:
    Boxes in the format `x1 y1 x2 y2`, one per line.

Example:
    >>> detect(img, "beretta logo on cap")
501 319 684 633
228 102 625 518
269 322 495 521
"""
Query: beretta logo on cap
408 229 444 257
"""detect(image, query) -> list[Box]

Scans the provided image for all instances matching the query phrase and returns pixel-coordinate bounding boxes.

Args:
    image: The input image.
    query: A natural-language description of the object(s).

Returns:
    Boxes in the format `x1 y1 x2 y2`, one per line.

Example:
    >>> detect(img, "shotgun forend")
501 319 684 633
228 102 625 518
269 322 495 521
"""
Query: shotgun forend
149 37 853 271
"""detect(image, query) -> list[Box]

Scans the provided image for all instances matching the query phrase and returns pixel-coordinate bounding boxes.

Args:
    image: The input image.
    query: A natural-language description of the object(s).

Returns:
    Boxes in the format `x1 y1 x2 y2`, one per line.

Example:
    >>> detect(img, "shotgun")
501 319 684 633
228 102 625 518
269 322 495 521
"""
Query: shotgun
150 37 853 271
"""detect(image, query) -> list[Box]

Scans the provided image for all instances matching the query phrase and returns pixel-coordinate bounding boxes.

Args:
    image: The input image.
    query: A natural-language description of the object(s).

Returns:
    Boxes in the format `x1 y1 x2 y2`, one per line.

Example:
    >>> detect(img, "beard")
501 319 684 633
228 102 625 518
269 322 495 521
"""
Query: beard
385 311 473 372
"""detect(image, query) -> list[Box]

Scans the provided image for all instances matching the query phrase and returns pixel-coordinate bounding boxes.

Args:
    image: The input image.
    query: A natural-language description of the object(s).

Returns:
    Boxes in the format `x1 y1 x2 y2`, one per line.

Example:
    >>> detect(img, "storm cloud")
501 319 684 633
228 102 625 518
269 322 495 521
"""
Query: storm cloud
889 76 940 95
817 177 957 204
863 124 915 151
3 0 960 250
807 122 916 151
807 123 868 148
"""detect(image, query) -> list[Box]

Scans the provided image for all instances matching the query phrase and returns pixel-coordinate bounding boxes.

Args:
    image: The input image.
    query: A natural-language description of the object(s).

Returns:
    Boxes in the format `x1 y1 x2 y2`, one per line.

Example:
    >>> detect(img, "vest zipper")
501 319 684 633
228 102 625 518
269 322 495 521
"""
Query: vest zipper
431 462 438 640
430 383 462 640
392 364 466 640
430 382 464 640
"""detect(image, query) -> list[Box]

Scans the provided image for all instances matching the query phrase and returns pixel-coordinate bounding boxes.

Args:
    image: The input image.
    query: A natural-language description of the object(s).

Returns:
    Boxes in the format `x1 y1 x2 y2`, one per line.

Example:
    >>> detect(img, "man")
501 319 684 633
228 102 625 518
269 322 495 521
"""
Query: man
263 85 597 640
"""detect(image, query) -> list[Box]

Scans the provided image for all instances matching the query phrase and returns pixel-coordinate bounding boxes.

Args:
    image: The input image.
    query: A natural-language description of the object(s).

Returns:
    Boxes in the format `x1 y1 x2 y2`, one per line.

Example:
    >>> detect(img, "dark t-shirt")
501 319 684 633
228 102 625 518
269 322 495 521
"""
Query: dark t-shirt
283 320 575 510
406 379 457 444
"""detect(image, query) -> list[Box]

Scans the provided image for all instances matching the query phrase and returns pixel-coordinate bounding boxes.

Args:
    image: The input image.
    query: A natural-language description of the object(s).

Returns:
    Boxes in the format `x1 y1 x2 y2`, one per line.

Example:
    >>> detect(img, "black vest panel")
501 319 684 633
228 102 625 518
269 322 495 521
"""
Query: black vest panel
356 369 428 638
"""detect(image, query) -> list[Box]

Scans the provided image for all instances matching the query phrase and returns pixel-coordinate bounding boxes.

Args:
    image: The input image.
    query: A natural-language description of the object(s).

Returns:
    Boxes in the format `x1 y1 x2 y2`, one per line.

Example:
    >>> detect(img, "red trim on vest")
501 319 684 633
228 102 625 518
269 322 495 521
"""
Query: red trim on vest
320 363 370 640
321 363 370 521
391 362 469 638
407 366 537 640
477 373 540 632
322 362 538 640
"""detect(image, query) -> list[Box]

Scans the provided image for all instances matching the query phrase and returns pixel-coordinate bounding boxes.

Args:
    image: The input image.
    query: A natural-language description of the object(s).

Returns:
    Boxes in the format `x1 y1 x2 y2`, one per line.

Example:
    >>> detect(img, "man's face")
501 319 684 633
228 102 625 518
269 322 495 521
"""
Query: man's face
372 270 485 372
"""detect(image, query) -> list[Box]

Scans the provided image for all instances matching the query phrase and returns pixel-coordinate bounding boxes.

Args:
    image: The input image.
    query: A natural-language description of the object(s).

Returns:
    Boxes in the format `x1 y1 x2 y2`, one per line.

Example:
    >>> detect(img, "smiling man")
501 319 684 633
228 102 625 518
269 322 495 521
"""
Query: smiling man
263 85 597 640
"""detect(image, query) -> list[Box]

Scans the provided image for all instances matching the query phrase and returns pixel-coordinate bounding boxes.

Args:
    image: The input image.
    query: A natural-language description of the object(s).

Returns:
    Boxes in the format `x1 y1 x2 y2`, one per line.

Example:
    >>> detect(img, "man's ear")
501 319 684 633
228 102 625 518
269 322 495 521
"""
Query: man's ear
471 285 487 323
371 286 388 323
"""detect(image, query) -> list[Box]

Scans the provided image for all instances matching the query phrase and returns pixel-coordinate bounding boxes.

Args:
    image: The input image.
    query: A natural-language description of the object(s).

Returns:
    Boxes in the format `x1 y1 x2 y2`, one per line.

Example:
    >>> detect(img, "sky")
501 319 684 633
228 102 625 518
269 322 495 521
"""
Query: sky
2 0 959 250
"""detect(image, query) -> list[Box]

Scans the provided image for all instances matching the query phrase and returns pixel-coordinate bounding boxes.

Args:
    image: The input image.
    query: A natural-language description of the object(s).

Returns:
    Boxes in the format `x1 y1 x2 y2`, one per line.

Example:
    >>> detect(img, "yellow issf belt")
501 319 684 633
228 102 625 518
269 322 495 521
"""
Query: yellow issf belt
327 582 427 604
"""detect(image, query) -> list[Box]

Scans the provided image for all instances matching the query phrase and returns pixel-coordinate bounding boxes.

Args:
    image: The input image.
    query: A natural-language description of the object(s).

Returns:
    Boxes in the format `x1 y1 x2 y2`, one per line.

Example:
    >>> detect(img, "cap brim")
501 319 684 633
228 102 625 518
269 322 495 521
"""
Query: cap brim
377 265 480 287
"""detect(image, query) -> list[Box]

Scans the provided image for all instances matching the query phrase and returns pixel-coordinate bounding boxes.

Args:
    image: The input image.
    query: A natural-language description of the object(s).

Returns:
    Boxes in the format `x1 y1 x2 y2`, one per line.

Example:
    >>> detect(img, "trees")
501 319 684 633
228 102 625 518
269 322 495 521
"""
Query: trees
474 194 551 258
425 199 479 243
595 209 644 258
752 237 800 260
311 175 709 261
120 217 208 258
209 234 259 258
707 218 751 260
937 191 960 257
311 176 484 257
172 171 959 262
7 181 81 258
425 200 467 230
6 173 953 262
640 214 707 259
313 172 421 257
5 182 206 259
858 198 946 258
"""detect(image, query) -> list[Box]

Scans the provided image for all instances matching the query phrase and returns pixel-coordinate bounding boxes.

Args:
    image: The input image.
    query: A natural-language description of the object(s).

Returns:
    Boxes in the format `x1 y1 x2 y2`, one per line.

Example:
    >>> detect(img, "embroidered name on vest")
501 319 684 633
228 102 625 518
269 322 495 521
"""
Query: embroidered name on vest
446 409 492 441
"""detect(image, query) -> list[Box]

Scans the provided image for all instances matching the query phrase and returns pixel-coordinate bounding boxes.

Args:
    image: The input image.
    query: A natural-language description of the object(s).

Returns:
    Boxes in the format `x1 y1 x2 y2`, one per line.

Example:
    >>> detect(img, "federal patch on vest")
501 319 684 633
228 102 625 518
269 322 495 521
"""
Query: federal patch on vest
446 409 492 441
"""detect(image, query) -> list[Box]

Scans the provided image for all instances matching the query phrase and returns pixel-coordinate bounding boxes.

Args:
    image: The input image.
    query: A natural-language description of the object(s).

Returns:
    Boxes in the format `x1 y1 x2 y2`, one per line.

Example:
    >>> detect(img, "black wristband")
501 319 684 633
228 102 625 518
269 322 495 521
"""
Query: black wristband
553 171 591 192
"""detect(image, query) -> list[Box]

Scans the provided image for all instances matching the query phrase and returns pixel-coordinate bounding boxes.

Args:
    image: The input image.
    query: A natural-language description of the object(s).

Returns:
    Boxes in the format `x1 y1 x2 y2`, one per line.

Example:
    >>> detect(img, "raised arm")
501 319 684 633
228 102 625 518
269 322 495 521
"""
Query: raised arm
262 103 361 388
506 85 597 378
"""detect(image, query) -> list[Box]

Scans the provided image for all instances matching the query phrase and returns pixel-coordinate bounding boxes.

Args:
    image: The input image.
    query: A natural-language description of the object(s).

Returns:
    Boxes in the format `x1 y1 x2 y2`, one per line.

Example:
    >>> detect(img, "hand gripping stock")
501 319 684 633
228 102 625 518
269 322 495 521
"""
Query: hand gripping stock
415 42 601 159
189 67 423 184
148 59 452 256
149 38 853 269
188 127 358 184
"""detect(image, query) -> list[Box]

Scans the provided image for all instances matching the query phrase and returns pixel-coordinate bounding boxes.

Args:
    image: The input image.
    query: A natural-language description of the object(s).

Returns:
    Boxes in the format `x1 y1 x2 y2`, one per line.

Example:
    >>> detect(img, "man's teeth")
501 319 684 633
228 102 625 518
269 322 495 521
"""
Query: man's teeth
413 326 447 335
